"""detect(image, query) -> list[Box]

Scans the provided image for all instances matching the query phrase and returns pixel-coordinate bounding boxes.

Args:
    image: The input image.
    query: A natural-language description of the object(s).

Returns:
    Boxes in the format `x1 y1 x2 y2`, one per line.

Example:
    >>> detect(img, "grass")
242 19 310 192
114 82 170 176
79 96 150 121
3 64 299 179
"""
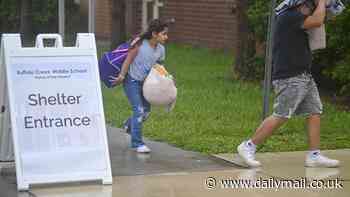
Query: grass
101 44 350 154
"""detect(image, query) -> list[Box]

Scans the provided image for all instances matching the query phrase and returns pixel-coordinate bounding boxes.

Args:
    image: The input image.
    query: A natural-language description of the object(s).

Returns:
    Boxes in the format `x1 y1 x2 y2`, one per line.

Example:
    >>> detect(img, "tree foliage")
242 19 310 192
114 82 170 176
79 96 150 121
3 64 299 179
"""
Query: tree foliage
247 0 270 42
0 0 20 32
1 0 79 38
314 7 350 95
235 0 270 81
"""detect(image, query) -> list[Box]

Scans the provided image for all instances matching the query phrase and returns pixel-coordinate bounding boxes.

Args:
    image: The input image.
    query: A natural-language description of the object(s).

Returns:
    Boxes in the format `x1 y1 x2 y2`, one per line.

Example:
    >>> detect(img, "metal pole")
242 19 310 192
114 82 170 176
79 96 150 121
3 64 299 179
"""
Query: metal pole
262 0 277 119
58 0 65 39
88 0 96 33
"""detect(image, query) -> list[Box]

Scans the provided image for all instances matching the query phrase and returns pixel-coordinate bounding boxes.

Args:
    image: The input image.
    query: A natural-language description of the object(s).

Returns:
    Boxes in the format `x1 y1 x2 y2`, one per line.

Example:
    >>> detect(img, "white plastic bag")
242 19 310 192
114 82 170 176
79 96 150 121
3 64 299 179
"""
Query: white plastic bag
307 24 326 51
143 65 177 108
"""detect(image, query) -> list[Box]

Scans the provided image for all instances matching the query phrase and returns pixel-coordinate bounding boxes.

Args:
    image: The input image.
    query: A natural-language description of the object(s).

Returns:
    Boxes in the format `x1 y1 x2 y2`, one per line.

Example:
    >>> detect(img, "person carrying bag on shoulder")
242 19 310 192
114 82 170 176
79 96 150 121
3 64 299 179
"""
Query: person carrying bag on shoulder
111 19 170 153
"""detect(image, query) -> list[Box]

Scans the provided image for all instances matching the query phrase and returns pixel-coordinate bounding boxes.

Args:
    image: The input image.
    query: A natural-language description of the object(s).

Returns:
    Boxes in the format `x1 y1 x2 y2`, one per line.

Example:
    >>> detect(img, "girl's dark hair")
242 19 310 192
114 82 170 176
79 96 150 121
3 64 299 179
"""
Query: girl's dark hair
130 19 172 48
140 19 169 40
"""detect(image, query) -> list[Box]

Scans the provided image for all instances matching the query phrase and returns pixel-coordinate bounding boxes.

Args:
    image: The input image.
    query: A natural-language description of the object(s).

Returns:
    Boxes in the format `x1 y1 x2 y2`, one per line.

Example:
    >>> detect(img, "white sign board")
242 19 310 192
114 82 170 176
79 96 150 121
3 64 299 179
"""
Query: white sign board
1 34 112 190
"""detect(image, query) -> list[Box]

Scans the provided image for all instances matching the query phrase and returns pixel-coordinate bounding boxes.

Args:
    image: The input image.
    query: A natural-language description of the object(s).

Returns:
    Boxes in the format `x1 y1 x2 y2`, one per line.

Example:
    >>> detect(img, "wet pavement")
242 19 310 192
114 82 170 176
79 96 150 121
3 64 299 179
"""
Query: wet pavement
106 127 235 176
0 127 234 196
0 127 349 197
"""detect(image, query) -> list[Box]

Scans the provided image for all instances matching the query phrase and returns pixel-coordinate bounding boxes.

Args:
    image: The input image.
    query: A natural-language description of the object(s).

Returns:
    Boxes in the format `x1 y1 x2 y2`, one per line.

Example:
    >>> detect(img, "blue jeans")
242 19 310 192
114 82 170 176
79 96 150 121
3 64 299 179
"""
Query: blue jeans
123 75 151 148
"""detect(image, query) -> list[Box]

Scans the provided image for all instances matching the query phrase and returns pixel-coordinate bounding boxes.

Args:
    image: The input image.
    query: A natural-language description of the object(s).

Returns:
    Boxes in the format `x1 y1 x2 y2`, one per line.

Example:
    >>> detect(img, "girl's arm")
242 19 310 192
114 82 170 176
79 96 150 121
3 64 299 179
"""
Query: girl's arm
112 46 139 85
119 46 139 78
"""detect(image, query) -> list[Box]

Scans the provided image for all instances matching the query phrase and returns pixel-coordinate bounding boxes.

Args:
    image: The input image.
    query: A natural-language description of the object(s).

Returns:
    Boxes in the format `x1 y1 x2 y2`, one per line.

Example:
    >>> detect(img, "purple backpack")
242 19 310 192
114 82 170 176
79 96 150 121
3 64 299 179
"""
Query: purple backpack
98 37 140 88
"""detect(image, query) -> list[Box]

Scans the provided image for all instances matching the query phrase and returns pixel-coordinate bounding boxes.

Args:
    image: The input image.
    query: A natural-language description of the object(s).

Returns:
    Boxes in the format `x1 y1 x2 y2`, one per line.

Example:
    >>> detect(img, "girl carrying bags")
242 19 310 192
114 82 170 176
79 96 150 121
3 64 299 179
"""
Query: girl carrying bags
112 19 169 153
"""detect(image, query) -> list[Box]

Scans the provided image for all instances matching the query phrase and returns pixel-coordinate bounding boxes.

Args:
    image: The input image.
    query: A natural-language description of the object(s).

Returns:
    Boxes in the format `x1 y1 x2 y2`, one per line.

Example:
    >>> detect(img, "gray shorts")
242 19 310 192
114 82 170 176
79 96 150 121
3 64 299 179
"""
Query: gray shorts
272 73 323 119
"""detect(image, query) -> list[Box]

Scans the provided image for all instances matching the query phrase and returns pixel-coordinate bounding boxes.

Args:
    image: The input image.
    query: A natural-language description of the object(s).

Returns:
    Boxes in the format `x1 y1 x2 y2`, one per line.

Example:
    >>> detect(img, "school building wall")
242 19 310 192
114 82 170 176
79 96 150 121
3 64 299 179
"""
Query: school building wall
95 0 112 39
95 0 238 50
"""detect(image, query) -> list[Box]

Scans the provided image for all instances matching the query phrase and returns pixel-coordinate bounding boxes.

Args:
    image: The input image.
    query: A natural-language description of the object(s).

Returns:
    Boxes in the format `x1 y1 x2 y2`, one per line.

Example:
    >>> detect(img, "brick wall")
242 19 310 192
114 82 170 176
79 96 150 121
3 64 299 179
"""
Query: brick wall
95 0 112 39
95 0 238 50
161 0 238 50
133 0 143 35
95 0 142 39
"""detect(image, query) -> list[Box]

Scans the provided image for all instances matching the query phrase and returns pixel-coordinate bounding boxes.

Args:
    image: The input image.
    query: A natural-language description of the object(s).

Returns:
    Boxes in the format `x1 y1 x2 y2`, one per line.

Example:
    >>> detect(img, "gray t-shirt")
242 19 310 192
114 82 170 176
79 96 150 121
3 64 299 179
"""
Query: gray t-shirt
128 40 165 81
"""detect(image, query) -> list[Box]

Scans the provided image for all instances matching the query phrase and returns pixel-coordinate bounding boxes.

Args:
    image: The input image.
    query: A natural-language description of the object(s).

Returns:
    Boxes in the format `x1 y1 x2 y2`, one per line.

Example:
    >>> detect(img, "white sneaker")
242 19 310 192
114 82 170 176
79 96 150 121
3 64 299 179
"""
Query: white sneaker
305 154 339 168
136 145 151 153
237 142 261 168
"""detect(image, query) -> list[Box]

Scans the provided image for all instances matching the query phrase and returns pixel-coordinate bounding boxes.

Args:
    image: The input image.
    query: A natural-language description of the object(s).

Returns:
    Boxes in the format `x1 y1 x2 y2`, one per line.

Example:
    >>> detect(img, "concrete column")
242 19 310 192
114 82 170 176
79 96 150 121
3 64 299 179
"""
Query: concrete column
153 0 164 19
88 0 96 33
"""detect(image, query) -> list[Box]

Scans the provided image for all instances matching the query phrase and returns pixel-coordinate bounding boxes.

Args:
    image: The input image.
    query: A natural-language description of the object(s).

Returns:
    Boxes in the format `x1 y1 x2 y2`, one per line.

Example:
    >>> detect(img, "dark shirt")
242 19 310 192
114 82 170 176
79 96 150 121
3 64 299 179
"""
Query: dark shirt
272 9 312 80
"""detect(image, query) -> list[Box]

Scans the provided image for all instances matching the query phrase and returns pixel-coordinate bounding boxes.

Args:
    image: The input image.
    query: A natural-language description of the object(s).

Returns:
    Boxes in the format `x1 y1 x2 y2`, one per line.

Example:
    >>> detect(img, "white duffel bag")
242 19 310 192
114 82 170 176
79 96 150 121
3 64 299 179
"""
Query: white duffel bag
143 64 177 107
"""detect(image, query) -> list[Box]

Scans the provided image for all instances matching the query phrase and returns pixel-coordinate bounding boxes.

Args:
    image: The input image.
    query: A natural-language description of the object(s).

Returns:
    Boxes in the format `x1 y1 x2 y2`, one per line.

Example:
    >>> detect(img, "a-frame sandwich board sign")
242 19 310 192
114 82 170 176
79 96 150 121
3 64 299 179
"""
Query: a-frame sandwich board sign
0 35 14 162
1 33 112 191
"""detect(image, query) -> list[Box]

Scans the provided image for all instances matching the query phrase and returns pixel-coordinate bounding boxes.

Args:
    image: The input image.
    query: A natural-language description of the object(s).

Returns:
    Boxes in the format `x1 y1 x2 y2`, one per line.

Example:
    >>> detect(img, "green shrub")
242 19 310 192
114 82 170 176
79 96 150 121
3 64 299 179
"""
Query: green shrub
242 56 266 81
0 0 19 32
243 0 271 81
247 0 270 42
314 8 350 96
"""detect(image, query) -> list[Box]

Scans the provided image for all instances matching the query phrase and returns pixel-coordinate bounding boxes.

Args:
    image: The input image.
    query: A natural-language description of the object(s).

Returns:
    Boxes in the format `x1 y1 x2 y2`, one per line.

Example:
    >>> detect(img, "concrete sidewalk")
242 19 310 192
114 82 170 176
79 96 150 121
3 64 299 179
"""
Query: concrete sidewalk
0 127 234 197
0 127 349 197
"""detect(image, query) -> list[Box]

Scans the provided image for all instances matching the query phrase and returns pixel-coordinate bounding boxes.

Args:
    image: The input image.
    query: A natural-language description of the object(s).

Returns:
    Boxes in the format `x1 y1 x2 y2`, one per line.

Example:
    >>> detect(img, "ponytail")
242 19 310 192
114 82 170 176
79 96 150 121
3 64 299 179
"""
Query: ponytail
129 18 172 48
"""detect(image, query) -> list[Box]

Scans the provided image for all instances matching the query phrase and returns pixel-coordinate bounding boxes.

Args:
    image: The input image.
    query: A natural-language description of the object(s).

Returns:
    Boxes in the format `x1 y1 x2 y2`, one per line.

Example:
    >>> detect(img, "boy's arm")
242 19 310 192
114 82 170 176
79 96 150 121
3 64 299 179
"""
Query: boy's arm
303 0 327 29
